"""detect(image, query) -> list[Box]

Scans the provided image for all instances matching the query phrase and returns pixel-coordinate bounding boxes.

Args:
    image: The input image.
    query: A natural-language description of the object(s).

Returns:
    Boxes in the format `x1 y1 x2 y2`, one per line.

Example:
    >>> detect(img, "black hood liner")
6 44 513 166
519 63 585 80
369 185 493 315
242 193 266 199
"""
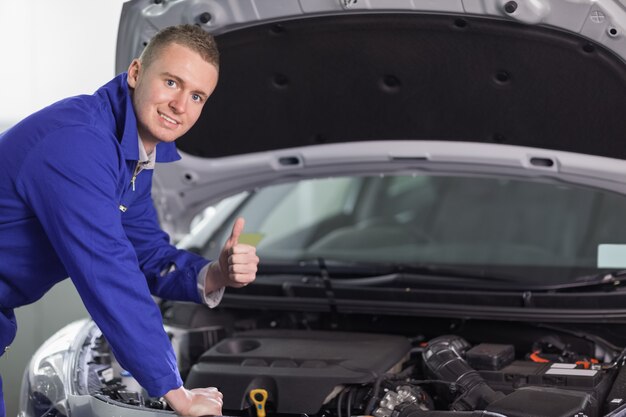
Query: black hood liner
178 13 626 159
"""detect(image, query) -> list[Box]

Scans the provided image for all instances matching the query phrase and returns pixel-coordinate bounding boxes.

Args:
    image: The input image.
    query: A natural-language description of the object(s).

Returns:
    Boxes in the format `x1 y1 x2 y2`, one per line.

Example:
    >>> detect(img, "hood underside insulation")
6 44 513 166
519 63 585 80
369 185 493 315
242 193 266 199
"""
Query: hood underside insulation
177 13 626 159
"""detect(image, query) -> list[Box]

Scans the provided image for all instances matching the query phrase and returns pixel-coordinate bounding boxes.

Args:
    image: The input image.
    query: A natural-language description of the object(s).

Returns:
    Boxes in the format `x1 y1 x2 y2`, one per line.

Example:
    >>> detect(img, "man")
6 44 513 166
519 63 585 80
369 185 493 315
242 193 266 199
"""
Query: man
0 25 258 416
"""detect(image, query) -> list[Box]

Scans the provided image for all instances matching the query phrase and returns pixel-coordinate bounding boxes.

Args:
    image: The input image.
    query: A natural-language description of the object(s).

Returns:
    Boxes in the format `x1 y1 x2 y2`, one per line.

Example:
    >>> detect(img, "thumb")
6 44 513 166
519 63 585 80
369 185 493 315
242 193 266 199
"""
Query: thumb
227 217 245 246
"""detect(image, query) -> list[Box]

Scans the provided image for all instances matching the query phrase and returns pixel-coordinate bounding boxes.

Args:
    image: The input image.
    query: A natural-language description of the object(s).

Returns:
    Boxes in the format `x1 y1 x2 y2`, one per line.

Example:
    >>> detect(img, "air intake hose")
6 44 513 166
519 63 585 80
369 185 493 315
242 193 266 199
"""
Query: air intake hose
422 335 504 410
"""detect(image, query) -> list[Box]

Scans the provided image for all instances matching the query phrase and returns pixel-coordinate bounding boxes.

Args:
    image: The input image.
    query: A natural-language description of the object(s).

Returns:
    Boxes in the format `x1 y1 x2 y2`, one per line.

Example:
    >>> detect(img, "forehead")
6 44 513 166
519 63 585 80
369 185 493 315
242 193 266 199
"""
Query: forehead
147 43 218 89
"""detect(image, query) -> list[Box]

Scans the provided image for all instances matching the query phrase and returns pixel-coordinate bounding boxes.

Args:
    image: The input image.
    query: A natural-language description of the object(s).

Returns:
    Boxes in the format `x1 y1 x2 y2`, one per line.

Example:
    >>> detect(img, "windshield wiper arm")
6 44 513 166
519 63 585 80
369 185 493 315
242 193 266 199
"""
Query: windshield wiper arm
259 259 518 284
388 263 519 283
564 269 626 290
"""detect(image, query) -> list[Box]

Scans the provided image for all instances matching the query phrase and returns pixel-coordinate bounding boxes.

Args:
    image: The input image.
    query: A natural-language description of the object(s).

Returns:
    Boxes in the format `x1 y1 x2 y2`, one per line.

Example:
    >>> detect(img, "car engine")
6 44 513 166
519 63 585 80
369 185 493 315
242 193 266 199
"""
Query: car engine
75 302 626 417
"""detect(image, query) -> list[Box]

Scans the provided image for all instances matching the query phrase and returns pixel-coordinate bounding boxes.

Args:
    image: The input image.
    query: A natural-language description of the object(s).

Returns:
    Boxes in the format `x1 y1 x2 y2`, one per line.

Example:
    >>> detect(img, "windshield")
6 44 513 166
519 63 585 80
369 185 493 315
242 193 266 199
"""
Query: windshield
187 174 626 286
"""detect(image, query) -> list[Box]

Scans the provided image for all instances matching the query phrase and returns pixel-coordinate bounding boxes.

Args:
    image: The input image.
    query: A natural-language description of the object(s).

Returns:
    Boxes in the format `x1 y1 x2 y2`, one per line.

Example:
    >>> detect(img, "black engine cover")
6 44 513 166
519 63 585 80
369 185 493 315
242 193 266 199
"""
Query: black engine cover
185 329 411 414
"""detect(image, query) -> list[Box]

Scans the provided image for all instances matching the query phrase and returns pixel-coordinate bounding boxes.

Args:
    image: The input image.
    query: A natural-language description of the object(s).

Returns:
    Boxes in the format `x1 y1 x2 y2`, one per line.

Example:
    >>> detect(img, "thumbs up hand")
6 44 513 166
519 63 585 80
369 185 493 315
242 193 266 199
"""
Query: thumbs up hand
206 217 259 292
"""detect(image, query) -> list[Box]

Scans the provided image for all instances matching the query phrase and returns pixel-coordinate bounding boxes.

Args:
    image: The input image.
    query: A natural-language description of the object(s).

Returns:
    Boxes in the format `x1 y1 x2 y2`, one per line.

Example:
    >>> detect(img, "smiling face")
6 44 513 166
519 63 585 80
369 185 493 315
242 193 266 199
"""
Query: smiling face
127 42 219 153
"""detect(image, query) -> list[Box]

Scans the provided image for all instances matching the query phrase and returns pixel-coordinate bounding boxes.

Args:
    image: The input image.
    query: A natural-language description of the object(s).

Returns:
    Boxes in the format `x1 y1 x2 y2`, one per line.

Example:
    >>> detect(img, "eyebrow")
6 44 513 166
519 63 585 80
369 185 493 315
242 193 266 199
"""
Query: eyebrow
162 71 209 99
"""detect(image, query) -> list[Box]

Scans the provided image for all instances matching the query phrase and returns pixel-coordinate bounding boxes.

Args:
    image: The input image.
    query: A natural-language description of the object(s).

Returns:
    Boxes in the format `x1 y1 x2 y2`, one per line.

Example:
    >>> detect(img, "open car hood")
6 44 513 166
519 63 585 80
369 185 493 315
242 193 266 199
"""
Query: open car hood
116 0 626 235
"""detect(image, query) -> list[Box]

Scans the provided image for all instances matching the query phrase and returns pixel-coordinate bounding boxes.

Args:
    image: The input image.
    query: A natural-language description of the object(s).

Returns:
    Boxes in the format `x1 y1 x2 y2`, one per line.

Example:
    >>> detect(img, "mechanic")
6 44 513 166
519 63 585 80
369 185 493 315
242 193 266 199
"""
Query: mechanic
0 24 258 416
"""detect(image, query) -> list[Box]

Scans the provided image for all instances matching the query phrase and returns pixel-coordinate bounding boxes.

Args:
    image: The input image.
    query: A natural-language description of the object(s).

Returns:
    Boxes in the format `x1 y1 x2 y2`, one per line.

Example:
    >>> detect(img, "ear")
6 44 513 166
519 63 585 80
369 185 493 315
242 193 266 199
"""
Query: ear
127 59 142 88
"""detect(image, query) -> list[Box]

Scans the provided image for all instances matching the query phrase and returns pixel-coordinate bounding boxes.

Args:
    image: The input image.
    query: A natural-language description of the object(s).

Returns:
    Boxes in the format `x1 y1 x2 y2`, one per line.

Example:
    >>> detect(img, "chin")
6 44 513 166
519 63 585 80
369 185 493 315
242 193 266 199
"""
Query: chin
147 130 182 145
159 134 183 144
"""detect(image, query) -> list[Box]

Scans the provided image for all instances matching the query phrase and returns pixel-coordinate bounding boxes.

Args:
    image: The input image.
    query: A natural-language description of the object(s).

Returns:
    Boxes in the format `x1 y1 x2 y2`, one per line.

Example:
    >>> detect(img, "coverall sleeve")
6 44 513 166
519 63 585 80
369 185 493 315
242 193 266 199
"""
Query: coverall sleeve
15 127 182 397
120 177 211 304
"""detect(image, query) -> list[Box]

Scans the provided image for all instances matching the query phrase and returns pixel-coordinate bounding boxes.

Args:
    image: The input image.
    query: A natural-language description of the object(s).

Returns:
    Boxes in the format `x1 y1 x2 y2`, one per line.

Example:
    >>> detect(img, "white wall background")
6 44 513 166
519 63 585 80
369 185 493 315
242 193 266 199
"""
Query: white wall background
0 0 128 128
0 1 128 415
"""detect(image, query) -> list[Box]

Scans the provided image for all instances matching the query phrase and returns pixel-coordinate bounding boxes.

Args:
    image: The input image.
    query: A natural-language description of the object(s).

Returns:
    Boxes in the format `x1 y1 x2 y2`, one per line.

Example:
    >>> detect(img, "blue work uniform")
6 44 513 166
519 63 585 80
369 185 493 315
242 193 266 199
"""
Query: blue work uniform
0 73 216 409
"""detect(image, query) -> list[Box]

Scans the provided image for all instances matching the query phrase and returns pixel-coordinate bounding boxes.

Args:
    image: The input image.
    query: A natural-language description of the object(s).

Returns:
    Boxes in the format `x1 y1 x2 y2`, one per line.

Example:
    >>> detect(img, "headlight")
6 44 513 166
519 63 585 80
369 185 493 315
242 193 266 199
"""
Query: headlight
19 319 91 417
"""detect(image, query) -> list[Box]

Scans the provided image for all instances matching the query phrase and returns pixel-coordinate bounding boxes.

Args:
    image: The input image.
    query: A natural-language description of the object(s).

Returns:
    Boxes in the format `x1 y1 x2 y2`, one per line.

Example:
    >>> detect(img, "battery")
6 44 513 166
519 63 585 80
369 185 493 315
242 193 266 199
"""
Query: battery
466 343 515 371
479 361 601 390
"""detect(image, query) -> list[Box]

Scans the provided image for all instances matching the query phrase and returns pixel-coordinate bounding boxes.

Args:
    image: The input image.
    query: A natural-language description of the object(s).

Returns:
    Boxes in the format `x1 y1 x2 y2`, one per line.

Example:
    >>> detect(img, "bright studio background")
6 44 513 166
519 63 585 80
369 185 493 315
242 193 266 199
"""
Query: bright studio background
0 0 127 128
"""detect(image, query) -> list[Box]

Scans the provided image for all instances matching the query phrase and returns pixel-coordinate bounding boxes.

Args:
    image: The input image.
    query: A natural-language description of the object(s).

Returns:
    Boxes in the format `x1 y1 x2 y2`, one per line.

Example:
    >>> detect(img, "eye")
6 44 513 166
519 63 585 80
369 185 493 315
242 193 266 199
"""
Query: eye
191 93 203 103
165 79 177 87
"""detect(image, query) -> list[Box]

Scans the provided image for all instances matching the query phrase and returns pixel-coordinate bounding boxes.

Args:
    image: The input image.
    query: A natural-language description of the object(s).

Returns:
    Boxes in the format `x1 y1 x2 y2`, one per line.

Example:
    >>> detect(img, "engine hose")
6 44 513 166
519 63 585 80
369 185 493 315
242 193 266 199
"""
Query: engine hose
422 336 504 411
365 373 386 415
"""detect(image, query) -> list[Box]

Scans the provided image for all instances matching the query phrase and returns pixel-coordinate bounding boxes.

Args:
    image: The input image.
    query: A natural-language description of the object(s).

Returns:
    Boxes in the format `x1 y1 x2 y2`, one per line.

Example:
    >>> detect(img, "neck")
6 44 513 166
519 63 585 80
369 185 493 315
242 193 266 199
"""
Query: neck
141 138 156 155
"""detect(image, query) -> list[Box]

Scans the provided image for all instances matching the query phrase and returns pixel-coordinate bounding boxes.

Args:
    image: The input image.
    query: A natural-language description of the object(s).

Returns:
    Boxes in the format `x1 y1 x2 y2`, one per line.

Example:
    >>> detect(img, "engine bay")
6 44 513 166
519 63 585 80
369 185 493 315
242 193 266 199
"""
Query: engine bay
69 301 626 417
186 329 410 414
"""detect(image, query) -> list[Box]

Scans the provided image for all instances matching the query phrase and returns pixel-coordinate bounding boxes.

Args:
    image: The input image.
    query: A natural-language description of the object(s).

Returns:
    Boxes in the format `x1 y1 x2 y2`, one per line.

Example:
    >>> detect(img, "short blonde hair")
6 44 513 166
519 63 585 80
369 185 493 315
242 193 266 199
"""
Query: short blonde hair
140 24 219 70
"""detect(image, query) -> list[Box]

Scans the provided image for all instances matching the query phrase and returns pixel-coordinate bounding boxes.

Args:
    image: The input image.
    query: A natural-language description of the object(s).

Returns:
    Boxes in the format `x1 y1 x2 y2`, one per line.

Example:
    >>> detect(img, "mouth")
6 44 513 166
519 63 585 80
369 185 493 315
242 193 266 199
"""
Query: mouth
158 111 180 127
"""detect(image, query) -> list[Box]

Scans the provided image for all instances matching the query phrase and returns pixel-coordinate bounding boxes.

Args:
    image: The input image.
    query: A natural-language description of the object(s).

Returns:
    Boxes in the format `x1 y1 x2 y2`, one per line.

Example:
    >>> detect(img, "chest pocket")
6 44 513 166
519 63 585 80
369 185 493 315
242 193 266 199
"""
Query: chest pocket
119 187 139 213
119 188 140 212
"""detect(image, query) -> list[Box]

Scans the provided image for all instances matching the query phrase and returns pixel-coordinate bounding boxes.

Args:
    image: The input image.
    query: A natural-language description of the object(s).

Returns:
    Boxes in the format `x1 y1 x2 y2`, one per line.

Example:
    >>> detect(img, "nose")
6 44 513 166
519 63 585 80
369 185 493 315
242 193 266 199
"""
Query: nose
169 91 187 114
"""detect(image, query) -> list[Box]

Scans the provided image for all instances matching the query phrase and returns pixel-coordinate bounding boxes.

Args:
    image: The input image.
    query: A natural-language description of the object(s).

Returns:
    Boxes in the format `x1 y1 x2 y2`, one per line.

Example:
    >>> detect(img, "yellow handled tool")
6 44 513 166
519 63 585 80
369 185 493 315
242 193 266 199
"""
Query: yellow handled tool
249 388 268 417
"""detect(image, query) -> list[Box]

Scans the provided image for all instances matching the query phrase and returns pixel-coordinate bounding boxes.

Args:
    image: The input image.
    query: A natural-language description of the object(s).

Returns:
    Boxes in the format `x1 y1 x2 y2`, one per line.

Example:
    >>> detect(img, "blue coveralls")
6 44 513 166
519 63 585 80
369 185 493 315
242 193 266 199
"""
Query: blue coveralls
0 73 211 413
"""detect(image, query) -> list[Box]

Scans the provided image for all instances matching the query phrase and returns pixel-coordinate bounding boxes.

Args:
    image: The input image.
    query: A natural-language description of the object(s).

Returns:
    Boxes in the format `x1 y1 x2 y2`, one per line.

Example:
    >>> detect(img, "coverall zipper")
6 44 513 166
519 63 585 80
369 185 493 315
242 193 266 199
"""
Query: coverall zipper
120 162 143 212
131 162 142 191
